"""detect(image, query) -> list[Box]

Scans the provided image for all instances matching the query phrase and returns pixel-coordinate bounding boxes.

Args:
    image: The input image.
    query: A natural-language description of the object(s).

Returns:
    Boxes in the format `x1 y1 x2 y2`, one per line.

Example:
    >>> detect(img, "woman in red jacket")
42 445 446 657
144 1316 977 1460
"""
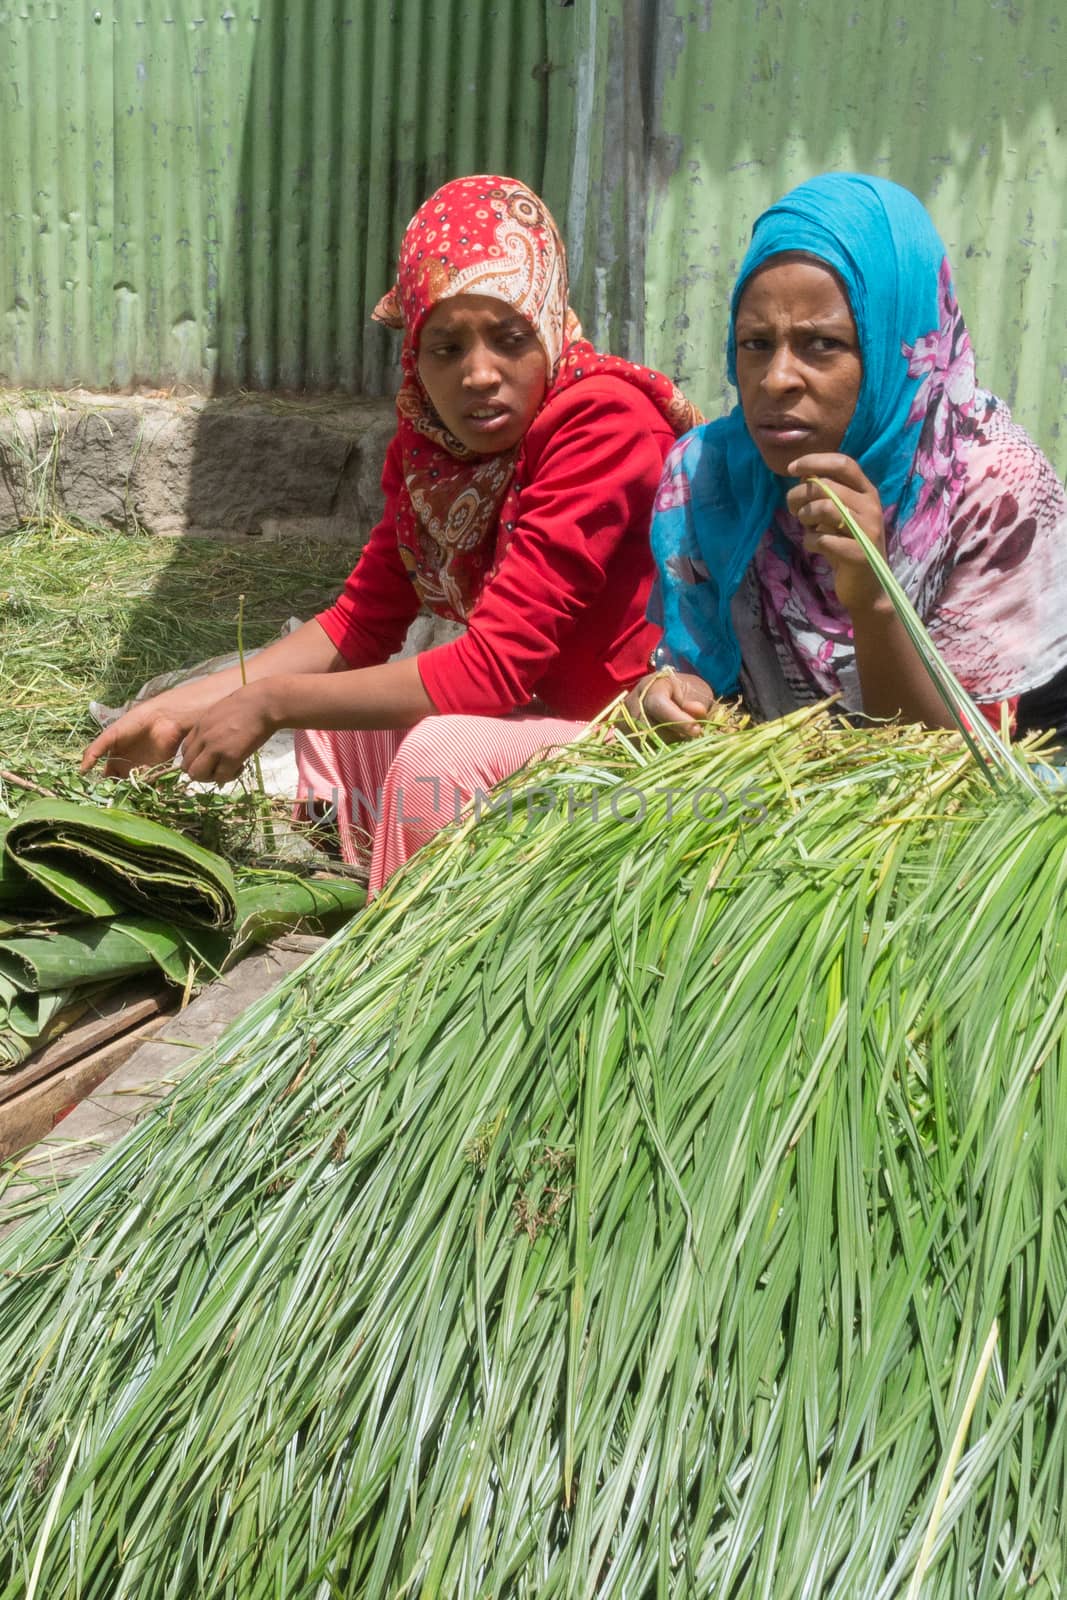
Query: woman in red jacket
82 176 700 889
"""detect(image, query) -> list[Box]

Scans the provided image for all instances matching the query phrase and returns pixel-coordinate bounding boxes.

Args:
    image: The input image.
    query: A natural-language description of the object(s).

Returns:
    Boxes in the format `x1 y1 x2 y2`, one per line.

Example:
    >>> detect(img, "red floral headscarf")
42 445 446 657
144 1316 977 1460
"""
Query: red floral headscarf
373 175 702 622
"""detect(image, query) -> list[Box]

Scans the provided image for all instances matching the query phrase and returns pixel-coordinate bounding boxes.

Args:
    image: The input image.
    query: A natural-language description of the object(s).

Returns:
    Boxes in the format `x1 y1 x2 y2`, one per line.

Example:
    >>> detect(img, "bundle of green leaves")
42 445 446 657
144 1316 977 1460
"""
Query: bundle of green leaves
0 800 364 1071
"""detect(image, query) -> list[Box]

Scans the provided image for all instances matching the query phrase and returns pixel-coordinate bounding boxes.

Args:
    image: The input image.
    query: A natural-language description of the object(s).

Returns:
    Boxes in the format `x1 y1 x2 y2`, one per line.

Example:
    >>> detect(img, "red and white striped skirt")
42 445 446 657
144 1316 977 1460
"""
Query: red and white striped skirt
294 713 588 894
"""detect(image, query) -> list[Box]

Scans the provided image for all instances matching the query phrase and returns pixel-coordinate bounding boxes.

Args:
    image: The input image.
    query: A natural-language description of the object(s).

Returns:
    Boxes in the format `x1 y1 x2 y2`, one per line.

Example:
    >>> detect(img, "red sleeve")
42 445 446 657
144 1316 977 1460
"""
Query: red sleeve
315 434 422 668
417 379 673 716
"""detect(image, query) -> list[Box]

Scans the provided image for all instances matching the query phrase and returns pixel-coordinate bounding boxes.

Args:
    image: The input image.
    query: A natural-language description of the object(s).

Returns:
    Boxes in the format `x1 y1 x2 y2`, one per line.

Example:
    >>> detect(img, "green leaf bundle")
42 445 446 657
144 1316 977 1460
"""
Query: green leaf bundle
0 712 1064 1598
0 981 74 1070
0 800 365 1070
3 799 239 927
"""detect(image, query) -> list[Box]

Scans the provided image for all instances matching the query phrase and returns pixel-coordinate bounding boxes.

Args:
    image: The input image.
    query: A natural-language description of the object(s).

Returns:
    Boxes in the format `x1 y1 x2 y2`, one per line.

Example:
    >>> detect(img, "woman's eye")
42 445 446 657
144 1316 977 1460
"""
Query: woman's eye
738 337 770 352
810 336 844 352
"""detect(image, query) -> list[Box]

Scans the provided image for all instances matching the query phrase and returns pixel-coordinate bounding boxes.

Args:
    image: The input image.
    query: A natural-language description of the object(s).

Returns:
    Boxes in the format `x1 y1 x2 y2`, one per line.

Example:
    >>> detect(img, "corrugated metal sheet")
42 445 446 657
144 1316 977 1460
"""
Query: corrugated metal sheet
212 0 567 393
1 0 1064 475
1 2 115 386
634 0 1066 469
0 0 572 393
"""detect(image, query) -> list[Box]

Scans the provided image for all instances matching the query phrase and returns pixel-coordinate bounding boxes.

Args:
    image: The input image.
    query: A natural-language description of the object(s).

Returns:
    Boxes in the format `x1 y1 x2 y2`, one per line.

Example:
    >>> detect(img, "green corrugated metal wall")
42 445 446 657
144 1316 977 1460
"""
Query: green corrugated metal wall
2 0 1064 472
0 0 571 393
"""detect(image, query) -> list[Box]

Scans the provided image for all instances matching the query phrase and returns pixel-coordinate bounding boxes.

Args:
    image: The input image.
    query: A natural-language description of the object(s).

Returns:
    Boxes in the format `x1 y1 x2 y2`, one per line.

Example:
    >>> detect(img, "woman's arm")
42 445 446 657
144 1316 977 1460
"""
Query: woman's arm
83 434 426 779
86 625 438 786
176 656 435 784
786 452 955 728
846 603 955 727
80 618 353 776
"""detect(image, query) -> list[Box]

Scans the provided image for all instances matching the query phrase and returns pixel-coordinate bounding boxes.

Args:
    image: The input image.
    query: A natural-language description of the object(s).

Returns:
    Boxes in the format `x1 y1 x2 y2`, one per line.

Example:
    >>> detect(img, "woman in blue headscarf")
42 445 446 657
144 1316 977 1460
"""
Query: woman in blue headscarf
631 172 1067 737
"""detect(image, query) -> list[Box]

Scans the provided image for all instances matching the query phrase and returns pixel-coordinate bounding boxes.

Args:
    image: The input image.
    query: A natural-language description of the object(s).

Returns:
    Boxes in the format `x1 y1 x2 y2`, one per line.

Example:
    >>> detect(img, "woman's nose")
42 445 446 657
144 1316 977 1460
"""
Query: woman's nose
761 342 802 396
461 341 499 390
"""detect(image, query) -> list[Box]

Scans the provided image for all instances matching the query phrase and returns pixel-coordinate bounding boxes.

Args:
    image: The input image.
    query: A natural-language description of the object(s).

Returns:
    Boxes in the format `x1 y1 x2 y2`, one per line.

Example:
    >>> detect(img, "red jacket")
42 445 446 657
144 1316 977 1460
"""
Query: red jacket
316 375 676 720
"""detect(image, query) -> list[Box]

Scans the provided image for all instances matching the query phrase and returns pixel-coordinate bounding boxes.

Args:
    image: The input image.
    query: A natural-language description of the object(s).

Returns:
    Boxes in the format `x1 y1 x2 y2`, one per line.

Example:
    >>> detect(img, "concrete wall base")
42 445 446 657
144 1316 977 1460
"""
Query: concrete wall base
0 389 397 543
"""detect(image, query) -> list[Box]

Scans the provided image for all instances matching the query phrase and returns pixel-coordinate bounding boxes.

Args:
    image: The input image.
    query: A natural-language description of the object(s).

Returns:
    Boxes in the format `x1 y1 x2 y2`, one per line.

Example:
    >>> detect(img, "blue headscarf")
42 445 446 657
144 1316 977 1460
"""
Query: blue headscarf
651 172 972 694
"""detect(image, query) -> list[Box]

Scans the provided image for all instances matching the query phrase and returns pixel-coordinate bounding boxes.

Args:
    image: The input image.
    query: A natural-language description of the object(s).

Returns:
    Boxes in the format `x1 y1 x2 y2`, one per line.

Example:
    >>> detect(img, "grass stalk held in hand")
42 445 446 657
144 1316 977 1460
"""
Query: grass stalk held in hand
810 476 1045 800
236 592 276 855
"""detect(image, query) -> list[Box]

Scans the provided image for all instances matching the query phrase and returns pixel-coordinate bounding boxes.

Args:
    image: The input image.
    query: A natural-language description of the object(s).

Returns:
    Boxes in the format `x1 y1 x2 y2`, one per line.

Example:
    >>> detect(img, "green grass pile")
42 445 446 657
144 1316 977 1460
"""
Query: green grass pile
0 709 1064 1596
0 522 362 767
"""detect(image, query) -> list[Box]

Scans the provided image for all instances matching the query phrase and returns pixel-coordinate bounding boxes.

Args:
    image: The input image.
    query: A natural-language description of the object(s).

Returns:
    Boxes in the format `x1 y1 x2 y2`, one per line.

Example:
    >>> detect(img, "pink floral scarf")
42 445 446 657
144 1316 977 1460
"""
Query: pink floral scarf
650 173 1067 709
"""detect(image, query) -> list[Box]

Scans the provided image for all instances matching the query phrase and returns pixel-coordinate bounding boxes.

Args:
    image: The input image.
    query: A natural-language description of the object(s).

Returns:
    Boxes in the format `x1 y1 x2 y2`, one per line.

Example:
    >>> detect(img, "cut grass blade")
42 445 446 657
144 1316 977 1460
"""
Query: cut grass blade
811 477 1046 800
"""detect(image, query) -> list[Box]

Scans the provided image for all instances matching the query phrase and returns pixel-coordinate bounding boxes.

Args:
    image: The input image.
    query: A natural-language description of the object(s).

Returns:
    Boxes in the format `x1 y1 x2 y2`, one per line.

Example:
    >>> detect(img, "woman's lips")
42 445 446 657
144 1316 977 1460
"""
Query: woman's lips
464 406 513 434
757 420 813 445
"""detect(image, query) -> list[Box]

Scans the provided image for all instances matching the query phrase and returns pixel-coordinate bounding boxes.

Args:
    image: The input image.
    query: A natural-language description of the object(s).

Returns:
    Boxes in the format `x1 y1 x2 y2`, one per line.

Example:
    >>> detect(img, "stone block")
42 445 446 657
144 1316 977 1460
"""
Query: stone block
0 389 397 545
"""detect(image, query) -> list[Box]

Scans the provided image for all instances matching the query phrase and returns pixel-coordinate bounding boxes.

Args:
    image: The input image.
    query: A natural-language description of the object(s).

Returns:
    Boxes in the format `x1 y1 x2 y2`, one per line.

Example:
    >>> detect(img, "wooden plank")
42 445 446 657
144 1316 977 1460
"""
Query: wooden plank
0 980 171 1106
0 1010 174 1160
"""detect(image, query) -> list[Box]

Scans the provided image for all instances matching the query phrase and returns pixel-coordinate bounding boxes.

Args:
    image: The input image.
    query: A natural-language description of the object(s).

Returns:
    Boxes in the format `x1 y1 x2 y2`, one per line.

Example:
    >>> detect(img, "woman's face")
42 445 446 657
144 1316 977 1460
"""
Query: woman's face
734 258 863 475
417 294 548 454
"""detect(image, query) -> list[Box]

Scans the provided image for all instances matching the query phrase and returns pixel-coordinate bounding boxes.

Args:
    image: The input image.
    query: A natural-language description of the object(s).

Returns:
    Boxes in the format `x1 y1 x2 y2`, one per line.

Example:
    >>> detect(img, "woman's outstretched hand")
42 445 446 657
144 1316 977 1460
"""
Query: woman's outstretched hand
624 669 716 740
786 453 889 617
82 683 277 785
80 697 190 778
79 671 275 783
79 619 350 782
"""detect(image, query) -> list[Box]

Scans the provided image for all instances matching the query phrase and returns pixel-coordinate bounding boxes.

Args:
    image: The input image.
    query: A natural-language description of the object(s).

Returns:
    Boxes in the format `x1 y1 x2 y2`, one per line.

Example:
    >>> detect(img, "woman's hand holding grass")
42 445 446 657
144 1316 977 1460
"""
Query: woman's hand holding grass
177 682 279 784
79 619 351 780
786 451 889 618
624 669 716 740
80 681 213 778
787 451 953 726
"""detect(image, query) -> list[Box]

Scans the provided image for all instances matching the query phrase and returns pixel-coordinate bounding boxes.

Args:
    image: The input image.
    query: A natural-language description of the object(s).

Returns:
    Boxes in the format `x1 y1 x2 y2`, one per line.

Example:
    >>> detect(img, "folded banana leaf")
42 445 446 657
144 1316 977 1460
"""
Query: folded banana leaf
227 871 366 965
0 913 234 989
0 792 364 1070
3 800 237 929
0 918 228 1076
0 978 82 1071
0 822 57 915
118 918 231 987
0 920 166 993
